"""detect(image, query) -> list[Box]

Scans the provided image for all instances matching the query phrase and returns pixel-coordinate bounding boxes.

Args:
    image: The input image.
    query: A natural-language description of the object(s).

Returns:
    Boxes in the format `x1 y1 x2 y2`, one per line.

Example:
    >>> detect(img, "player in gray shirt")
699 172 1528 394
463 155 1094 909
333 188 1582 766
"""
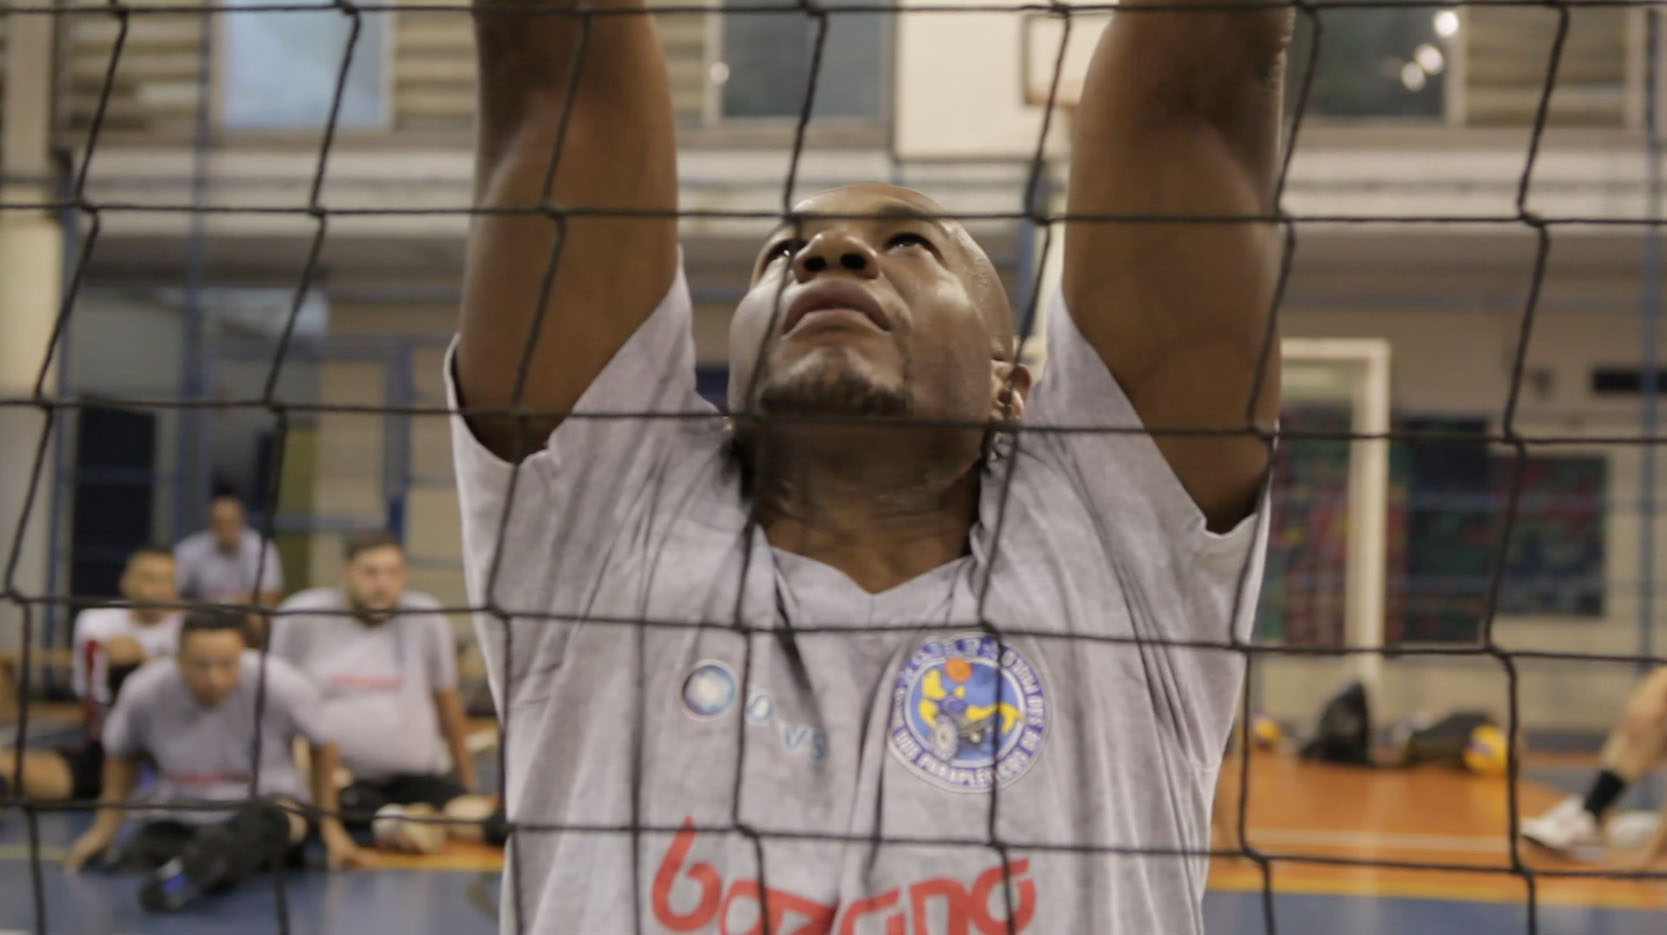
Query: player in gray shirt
271 531 503 852
173 491 284 609
455 2 1287 932
62 611 363 911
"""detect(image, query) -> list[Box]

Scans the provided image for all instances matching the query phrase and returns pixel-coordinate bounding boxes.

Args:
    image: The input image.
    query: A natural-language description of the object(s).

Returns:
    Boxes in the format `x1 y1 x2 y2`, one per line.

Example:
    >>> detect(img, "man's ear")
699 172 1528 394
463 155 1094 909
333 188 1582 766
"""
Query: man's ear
990 361 1033 422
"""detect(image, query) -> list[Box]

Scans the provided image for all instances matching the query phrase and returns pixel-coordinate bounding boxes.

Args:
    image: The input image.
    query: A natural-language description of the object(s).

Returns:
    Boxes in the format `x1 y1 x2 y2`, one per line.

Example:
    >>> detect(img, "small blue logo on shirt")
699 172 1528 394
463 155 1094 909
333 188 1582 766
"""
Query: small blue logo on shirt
677 659 827 762
681 661 737 718
889 633 1046 792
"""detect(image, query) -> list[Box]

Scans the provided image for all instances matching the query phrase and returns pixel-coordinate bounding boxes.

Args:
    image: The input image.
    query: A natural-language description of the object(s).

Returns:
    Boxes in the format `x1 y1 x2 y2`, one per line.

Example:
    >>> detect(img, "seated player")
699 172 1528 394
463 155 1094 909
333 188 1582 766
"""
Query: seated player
1522 665 1667 866
62 611 362 911
270 531 500 853
0 546 182 804
174 490 283 645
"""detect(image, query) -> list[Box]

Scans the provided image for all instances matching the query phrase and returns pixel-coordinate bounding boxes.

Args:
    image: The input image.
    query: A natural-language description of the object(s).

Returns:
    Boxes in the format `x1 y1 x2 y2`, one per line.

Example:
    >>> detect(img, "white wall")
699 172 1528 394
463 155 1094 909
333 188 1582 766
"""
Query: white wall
1260 289 1667 735
0 211 61 664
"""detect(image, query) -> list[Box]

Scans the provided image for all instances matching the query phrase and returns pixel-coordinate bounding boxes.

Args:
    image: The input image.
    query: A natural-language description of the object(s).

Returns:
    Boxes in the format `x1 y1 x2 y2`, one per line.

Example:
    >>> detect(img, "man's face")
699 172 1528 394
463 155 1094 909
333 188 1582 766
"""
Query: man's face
178 630 244 707
209 499 244 552
344 545 406 620
728 184 1016 431
120 553 178 623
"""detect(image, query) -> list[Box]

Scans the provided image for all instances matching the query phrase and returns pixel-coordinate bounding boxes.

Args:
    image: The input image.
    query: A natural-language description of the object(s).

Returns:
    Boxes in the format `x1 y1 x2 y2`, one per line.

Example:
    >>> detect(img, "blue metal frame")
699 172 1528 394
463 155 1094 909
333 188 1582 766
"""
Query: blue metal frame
384 339 416 541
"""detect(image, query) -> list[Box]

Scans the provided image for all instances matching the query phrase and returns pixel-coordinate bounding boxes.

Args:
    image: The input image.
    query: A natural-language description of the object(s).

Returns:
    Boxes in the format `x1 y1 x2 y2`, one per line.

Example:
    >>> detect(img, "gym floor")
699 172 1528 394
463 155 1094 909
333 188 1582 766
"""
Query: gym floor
3 728 1664 934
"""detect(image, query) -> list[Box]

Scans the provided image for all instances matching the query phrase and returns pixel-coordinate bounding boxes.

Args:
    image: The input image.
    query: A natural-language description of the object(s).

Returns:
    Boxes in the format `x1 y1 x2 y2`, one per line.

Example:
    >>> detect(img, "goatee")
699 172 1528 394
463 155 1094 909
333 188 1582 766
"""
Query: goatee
752 368 910 422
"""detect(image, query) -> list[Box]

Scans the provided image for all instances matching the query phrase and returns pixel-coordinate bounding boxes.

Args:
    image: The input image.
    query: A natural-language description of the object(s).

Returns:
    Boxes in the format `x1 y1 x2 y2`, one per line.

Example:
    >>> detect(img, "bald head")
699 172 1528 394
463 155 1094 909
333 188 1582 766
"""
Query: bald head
728 180 1031 433
781 184 1015 348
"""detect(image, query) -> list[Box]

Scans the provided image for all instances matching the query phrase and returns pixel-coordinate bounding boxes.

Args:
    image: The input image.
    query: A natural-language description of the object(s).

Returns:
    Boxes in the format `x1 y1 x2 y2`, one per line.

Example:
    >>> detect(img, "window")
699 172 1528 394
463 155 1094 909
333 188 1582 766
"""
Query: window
1389 422 1606 643
1258 409 1608 647
716 0 889 120
1285 6 1454 119
1257 405 1353 646
220 5 391 130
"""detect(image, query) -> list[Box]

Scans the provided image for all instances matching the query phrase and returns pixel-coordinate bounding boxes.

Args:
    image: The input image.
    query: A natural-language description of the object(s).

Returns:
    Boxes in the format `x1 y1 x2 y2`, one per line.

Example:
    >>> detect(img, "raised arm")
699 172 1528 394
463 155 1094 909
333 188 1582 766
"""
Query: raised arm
459 0 680 461
1063 2 1292 531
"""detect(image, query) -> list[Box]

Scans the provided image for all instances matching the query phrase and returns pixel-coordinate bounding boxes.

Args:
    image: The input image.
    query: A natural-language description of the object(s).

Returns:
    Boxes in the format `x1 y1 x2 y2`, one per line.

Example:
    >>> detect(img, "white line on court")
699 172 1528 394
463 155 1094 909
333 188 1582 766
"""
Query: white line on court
1248 828 1511 853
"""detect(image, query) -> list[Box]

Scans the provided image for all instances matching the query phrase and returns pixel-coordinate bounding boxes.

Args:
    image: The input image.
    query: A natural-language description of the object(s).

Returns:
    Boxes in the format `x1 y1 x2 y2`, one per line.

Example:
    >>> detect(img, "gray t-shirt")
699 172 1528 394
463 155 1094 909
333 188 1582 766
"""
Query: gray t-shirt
269 587 457 780
173 528 284 604
448 267 1269 935
102 651 329 823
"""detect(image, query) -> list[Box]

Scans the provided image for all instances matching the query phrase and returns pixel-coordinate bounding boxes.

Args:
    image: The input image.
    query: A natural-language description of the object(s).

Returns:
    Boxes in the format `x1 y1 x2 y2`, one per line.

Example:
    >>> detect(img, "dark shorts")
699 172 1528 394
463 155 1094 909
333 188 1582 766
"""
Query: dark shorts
121 821 212 872
118 800 309 875
338 773 467 827
1401 711 1495 767
64 742 105 801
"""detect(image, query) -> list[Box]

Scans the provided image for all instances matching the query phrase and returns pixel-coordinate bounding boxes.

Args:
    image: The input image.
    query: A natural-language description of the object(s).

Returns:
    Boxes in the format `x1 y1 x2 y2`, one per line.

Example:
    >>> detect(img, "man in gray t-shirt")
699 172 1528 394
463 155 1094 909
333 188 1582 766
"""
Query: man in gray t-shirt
271 531 502 852
63 611 362 911
456 4 1287 933
174 492 284 609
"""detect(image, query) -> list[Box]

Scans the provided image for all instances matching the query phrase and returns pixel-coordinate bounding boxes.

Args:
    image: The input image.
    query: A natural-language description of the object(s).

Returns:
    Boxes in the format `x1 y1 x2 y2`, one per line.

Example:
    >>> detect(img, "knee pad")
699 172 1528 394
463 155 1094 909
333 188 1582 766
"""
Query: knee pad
440 796 510 847
372 804 446 854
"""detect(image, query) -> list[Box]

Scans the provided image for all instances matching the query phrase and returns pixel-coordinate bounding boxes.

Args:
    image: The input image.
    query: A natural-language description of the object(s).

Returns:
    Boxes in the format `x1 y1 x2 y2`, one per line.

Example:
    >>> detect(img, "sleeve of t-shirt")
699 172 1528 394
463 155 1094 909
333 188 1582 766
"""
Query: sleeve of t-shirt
1024 288 1270 632
413 597 458 693
172 539 198 598
1020 290 1271 760
70 610 100 701
99 667 147 755
266 658 333 746
266 595 306 669
257 539 284 594
446 260 716 710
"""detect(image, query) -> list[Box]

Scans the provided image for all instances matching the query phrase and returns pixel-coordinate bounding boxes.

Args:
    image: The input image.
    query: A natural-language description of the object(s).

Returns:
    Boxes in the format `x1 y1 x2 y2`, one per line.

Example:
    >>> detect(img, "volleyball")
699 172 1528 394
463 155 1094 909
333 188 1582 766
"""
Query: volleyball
1462 725 1510 777
1251 713 1286 751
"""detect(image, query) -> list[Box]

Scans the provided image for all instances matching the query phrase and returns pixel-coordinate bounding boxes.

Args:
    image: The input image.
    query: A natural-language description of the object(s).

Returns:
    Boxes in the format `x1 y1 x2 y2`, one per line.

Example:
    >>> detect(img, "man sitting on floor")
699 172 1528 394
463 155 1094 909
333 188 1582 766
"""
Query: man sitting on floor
1 546 183 805
270 531 502 852
173 491 284 610
62 611 362 911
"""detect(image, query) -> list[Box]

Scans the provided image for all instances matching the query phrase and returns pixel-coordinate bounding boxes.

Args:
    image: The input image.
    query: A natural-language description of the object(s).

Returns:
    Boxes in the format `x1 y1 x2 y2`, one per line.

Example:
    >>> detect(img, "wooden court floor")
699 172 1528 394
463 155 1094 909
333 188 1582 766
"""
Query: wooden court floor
3 726 1665 933
1209 752 1667 912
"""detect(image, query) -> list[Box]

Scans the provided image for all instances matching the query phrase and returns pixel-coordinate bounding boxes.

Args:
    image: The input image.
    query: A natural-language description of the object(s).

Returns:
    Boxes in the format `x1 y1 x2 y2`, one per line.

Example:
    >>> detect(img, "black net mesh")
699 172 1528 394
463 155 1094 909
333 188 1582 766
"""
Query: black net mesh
2 2 1665 934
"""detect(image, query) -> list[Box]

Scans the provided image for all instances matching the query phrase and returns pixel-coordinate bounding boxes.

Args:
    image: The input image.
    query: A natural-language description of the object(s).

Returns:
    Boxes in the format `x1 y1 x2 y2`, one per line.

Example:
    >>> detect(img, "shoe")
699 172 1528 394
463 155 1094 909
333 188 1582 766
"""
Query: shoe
1606 810 1661 852
1521 796 1603 852
138 857 206 913
138 828 235 912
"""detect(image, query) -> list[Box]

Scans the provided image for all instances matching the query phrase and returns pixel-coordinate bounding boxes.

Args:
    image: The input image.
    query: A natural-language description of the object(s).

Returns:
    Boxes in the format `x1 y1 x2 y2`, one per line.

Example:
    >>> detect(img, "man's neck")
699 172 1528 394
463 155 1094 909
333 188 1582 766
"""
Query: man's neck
349 597 397 627
753 436 980 594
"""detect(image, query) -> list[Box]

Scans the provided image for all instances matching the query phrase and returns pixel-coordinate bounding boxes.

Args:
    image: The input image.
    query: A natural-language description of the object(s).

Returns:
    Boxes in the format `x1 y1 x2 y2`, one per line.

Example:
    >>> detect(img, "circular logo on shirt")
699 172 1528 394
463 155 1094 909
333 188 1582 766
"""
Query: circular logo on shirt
681 660 737 718
889 633 1047 792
